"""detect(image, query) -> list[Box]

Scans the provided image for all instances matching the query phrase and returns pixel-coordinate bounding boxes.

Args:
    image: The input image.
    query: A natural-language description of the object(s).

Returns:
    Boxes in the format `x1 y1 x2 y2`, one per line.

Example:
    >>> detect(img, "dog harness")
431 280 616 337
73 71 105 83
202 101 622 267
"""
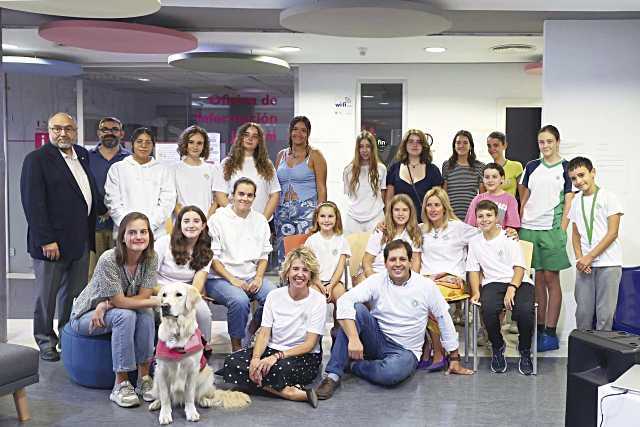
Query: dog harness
156 327 207 371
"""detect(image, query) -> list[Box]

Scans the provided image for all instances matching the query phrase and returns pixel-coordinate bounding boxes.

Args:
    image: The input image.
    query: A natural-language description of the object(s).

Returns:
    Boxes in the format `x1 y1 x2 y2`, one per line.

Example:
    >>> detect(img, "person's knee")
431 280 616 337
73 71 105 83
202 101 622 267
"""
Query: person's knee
378 355 415 386
111 308 136 327
543 271 559 285
227 292 251 312
354 303 370 322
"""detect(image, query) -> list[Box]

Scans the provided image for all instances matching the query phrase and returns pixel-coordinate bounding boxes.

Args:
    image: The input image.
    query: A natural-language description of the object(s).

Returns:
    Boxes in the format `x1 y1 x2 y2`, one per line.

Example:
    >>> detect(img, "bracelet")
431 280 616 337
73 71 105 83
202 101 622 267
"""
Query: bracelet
508 284 518 290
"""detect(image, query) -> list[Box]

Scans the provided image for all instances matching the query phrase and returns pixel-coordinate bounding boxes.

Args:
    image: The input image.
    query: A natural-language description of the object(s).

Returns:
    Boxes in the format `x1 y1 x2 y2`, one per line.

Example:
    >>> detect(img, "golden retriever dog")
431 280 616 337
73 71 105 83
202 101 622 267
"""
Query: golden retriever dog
149 283 250 424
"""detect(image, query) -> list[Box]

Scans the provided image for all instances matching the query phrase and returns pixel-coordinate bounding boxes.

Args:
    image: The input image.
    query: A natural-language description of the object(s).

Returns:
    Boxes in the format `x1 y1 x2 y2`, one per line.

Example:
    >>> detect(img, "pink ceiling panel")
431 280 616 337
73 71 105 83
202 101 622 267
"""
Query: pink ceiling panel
39 20 198 54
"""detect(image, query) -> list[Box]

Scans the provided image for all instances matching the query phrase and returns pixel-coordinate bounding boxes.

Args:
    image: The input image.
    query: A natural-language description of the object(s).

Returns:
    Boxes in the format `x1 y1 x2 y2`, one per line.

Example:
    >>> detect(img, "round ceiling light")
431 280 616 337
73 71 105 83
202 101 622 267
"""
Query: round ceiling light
39 20 197 54
280 0 451 38
424 47 446 53
0 0 160 18
169 52 291 75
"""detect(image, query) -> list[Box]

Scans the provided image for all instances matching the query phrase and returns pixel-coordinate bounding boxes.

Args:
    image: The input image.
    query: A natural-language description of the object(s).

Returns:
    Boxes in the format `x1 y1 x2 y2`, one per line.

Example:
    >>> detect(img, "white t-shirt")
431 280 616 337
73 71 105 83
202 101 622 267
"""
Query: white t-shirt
466 231 533 287
104 156 176 239
567 188 623 267
343 163 387 222
337 272 459 358
261 287 327 353
420 220 480 278
520 159 572 230
304 232 352 282
208 205 272 280
366 229 421 273
155 234 212 286
213 157 281 218
173 161 220 215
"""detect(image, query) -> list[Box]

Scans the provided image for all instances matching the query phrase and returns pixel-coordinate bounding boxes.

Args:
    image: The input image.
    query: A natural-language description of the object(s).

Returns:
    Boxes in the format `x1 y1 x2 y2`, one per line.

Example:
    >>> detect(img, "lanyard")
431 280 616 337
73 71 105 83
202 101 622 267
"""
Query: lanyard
580 187 599 245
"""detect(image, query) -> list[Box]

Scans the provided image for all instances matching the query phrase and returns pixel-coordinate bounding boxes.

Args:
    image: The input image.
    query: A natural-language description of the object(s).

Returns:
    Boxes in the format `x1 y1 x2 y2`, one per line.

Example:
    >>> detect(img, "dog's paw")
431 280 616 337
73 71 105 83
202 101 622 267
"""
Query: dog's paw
198 397 215 408
185 404 200 422
159 408 173 425
149 400 161 411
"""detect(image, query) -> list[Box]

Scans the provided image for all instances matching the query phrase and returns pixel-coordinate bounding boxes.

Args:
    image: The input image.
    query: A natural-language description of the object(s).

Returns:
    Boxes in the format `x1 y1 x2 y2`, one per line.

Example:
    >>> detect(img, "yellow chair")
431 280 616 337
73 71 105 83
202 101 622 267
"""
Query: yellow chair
345 231 371 289
471 239 538 374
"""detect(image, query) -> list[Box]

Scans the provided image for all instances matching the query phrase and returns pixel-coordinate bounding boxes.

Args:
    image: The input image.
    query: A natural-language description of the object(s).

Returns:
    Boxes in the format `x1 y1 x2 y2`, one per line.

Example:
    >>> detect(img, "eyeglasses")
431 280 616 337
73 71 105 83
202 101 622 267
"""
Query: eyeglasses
99 127 122 133
242 132 260 141
49 126 76 134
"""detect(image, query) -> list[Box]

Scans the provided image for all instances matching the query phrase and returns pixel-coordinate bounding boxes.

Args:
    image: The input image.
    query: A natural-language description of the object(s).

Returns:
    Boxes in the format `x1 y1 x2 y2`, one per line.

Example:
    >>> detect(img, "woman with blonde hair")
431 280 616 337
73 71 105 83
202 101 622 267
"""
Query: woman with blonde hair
215 247 326 408
361 194 422 278
386 129 443 222
342 131 387 234
419 186 480 371
214 122 281 219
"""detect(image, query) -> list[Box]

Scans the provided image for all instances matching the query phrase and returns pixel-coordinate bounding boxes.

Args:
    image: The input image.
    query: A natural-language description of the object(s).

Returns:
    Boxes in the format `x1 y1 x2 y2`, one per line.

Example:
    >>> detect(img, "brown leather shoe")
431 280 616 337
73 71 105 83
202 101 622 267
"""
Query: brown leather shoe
316 377 340 400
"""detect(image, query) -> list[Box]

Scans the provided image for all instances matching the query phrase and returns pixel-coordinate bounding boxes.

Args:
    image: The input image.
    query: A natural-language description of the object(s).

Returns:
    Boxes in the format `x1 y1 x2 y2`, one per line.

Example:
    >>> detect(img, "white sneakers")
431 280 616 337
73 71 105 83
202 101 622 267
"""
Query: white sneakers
110 380 140 408
136 375 155 402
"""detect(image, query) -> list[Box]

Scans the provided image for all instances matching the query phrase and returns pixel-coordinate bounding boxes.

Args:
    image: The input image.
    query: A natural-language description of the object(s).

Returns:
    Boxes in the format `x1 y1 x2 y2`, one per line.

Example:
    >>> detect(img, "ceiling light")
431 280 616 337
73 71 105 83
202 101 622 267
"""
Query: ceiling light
362 95 374 99
278 46 301 52
198 96 208 99
137 78 150 82
2 43 20 50
378 102 389 105
424 47 446 53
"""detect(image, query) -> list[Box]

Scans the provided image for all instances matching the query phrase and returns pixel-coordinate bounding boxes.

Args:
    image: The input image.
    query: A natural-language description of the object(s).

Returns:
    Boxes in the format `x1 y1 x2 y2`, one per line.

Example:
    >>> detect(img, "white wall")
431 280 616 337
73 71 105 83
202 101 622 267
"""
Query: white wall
296 62 541 211
542 20 640 339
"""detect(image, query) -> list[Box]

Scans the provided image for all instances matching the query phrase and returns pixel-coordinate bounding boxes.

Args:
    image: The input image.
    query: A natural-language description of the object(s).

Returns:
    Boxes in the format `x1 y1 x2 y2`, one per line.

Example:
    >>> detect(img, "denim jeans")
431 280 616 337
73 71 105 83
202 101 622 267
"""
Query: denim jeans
326 304 418 386
205 277 275 339
195 299 212 342
69 308 155 373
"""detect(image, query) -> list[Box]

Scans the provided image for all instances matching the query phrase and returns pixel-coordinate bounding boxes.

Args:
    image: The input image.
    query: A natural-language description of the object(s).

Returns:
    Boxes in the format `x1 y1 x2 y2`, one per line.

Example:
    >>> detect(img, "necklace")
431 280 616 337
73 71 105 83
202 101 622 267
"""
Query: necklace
432 227 440 239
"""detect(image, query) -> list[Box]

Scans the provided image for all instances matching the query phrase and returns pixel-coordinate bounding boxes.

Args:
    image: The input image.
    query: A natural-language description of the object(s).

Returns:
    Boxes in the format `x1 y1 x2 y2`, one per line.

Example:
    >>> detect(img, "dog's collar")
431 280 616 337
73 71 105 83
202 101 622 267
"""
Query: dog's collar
156 328 204 358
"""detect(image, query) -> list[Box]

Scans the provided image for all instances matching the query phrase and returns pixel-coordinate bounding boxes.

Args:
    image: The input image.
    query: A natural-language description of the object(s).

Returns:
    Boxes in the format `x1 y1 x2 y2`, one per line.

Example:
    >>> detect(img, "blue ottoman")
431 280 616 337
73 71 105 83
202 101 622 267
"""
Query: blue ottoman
61 324 116 389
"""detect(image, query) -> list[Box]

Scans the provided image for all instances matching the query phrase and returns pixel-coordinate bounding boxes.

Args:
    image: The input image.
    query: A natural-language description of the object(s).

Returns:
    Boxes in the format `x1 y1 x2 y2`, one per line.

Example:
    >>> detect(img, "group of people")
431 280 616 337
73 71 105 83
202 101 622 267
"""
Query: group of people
20 111 623 408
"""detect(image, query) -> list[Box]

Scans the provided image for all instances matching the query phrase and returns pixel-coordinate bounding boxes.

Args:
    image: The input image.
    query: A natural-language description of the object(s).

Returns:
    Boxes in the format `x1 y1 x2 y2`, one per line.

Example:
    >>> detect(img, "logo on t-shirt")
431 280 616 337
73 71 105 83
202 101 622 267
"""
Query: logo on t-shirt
204 173 210 180
498 249 505 260
412 299 419 307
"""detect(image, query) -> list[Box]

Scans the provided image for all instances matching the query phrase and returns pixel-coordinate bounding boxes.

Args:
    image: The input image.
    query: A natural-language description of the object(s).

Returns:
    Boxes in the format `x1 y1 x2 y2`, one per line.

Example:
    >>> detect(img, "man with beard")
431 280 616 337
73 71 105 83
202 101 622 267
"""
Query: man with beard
20 112 101 361
87 117 130 277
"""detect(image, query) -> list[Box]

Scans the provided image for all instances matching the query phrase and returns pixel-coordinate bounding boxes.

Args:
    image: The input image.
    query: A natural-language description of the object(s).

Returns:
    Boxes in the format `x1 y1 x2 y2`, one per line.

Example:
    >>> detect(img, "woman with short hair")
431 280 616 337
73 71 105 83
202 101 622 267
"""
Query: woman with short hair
215 247 326 408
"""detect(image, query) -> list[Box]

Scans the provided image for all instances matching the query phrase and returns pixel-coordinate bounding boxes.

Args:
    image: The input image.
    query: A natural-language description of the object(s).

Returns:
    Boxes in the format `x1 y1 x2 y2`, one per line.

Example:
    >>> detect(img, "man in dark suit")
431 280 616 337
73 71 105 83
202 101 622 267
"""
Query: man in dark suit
20 112 101 361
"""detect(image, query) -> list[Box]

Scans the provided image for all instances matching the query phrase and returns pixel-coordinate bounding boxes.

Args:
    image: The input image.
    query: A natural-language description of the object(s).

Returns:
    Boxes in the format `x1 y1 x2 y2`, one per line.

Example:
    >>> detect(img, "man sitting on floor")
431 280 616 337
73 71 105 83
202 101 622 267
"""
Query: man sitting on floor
316 239 472 399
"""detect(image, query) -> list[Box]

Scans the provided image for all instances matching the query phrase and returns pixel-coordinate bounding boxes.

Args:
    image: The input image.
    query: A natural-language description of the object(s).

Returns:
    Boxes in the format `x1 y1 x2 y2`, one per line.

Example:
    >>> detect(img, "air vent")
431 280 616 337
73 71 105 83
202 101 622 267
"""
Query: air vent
491 44 536 54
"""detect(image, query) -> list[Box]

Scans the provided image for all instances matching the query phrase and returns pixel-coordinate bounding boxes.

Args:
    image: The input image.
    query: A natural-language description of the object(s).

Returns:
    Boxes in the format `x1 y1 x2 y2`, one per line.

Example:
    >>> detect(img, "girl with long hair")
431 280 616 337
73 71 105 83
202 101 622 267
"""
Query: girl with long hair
69 212 161 408
385 129 443 222
361 194 422 278
342 131 387 233
214 122 280 219
155 205 214 342
441 130 485 220
274 116 327 263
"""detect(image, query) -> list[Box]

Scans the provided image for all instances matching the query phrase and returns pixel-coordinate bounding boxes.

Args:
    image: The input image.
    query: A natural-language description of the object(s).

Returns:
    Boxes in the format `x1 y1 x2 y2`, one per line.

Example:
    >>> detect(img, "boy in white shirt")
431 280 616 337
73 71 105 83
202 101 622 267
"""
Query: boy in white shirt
467 200 535 375
567 157 623 330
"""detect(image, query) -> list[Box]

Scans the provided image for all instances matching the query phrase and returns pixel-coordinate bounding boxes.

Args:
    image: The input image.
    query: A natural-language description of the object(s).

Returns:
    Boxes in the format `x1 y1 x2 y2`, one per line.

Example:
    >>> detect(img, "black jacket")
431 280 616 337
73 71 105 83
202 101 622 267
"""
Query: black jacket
20 142 104 261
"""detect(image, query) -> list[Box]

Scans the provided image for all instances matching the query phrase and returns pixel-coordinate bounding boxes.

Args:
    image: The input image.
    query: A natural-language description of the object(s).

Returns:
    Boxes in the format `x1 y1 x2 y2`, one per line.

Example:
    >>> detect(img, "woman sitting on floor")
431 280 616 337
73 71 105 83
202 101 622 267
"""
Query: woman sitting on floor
215 247 327 408
155 205 213 343
69 212 161 408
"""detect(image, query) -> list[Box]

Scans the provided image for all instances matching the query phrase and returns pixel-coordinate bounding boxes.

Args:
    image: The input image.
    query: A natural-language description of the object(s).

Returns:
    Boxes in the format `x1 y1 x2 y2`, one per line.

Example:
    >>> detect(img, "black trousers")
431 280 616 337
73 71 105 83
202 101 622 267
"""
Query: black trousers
480 282 534 352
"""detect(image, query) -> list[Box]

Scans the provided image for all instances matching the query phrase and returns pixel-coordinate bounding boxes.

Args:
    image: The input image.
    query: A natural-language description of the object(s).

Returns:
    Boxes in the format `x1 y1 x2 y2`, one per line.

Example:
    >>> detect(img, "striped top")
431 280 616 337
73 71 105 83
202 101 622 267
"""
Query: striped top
442 160 485 220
